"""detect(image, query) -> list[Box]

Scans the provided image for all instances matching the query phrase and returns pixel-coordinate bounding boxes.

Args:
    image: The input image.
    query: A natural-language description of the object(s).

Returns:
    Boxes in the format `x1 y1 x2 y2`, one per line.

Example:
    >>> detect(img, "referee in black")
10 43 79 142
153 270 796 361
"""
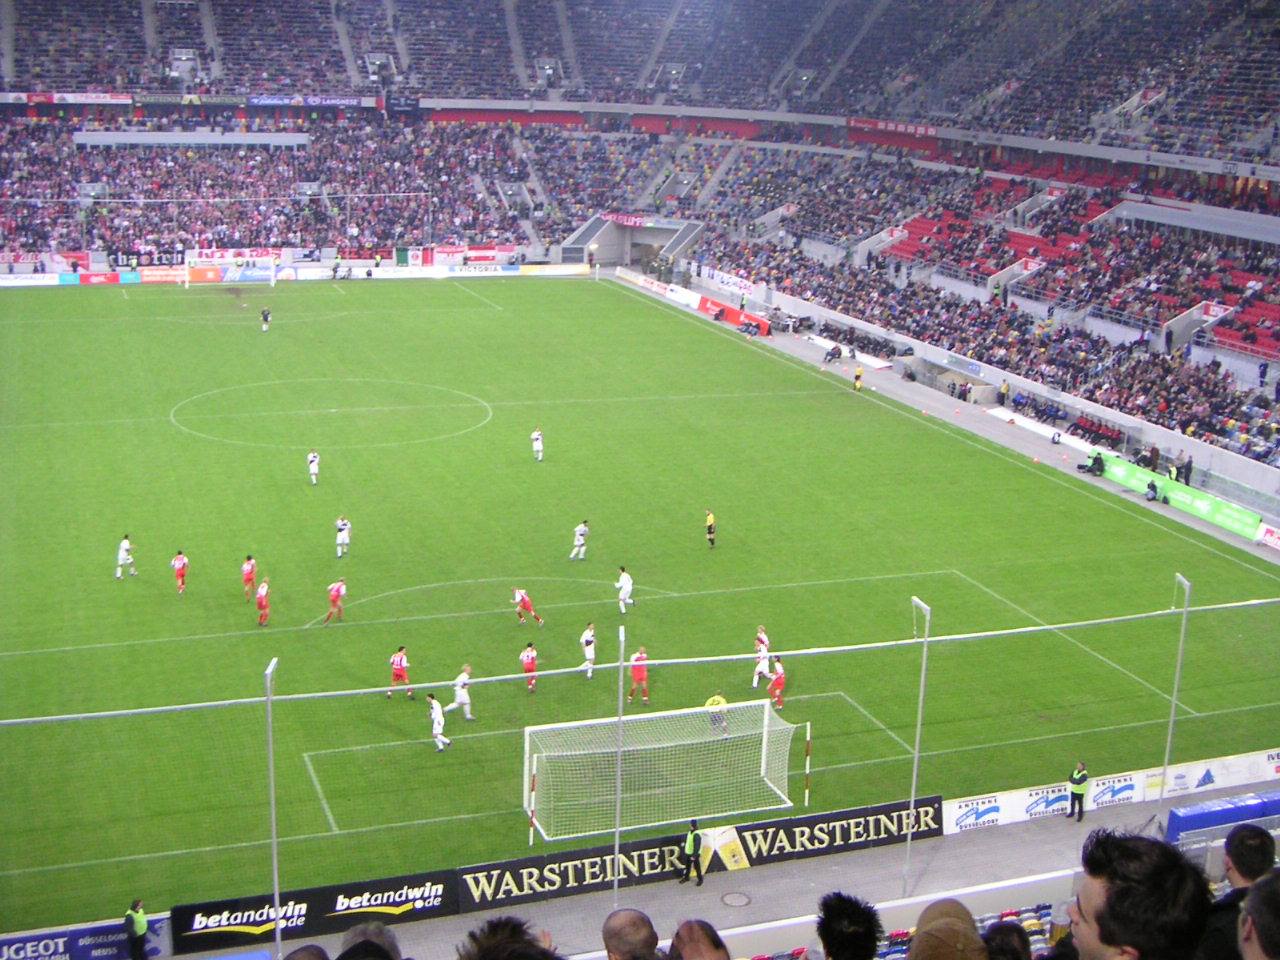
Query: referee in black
705 509 716 549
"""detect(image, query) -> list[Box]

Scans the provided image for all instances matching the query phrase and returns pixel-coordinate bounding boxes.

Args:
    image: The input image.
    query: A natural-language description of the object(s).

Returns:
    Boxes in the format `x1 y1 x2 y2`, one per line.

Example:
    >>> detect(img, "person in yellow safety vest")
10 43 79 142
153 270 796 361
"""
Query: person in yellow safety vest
1067 761 1088 822
678 820 703 885
124 899 147 960
854 365 864 392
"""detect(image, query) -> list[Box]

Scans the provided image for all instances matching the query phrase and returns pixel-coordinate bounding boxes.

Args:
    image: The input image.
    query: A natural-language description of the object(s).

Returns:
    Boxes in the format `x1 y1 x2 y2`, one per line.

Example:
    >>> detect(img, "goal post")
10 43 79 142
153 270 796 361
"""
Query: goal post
523 699 802 843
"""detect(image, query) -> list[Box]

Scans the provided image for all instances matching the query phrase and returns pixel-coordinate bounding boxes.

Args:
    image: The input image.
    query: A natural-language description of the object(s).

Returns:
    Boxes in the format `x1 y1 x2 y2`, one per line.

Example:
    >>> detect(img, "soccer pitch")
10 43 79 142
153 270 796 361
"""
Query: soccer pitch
1 276 1277 931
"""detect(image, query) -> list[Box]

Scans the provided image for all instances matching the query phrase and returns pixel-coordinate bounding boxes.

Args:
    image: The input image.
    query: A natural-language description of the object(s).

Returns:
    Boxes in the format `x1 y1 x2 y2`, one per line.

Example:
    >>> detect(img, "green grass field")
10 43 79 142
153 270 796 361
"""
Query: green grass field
1 276 1278 932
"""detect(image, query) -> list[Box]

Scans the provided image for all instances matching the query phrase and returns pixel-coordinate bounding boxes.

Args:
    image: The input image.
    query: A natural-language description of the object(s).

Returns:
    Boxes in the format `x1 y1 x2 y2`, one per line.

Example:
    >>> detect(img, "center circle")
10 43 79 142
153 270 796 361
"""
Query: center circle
168 378 493 449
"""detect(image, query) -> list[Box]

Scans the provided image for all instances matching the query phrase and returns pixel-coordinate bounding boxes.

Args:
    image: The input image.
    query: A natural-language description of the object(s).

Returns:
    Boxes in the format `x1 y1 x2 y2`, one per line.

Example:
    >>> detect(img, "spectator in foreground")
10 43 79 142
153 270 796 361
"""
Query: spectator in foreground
669 920 729 960
1197 825 1277 960
602 909 660 960
285 947 330 960
457 917 564 960
337 922 401 960
1239 869 1280 960
816 892 883 960
983 922 1032 960
1069 829 1211 960
906 899 986 960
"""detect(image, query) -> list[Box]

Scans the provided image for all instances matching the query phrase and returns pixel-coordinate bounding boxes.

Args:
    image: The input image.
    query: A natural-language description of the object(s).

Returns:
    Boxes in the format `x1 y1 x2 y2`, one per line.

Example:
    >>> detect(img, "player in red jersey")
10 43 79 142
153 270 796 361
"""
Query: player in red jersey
628 646 649 704
170 550 189 595
388 646 413 699
512 587 544 626
256 578 270 626
520 641 538 692
241 555 257 601
323 578 347 624
768 657 786 709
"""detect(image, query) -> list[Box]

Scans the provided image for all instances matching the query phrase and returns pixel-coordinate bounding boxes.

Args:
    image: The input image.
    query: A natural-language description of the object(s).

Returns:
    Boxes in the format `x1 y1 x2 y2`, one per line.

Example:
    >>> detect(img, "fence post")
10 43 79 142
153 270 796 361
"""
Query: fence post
1160 574 1192 800
612 625 627 907
904 596 932 899
264 658 282 960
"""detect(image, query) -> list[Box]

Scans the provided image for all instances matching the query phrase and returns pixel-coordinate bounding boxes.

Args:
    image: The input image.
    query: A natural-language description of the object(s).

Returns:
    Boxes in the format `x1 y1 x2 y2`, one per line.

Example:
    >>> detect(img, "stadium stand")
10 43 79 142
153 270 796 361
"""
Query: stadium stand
13 0 151 92
398 0 518 97
568 0 674 102
211 0 349 94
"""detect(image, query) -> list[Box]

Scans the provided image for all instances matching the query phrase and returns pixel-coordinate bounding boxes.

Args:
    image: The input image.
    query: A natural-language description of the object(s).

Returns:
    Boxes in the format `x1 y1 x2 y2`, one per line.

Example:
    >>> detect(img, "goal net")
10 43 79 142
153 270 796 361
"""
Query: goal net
524 700 801 842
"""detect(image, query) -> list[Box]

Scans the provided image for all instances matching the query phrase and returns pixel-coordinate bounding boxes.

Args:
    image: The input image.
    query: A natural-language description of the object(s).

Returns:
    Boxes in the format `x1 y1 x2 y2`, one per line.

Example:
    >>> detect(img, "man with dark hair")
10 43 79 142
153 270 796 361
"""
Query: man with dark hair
1068 829 1211 960
456 917 564 960
1239 868 1280 960
1197 825 1277 960
602 909 659 960
816 892 883 960
669 920 729 960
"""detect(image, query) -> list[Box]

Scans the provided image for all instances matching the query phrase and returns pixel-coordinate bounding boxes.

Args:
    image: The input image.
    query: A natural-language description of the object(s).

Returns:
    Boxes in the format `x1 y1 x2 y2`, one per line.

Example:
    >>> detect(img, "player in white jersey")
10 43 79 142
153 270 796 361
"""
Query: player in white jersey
614 566 634 614
427 693 451 751
442 664 474 720
115 535 138 579
752 626 774 688
335 516 351 558
307 450 320 485
530 427 544 462
579 622 596 679
568 520 590 560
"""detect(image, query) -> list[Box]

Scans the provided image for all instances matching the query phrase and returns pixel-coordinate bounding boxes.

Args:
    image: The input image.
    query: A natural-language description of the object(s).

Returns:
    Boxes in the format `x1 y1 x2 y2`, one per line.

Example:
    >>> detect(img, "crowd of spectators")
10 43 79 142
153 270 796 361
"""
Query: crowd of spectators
568 0 675 104
517 0 569 86
0 117 525 253
397 0 520 98
257 829 1280 960
3 0 1278 166
694 226 1280 463
705 150 984 248
212 0 349 94
522 130 672 240
337 0 401 87
14 0 153 92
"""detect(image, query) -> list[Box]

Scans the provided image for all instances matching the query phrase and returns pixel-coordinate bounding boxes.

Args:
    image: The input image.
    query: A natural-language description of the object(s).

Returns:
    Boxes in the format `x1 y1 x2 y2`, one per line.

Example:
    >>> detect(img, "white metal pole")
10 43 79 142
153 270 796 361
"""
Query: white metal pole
760 699 770 777
804 721 812 807
903 597 931 899
612 625 626 907
1160 574 1192 800
264 657 282 960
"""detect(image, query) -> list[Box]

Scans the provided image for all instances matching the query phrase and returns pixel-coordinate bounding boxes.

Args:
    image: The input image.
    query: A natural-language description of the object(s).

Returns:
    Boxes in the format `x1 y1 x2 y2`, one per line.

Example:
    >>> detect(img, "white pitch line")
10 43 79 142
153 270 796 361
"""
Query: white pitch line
950 569 1202 716
331 283 347 295
302 752 340 833
8 694 1278 878
452 281 504 310
0 389 837 431
0 570 950 658
607 281 1280 584
831 690 913 754
810 697 1280 777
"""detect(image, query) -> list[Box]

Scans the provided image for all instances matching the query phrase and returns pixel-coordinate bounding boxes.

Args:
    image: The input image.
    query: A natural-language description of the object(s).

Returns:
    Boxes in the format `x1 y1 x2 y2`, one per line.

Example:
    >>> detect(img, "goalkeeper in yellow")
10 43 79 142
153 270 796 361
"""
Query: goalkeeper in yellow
705 692 729 738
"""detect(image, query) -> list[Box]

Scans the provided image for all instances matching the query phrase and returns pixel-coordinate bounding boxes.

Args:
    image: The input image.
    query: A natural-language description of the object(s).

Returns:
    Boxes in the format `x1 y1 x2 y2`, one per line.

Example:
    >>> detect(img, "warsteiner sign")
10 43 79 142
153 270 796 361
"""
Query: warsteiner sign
458 834 687 912
170 797 942 948
456 796 942 912
721 796 943 865
169 870 456 954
